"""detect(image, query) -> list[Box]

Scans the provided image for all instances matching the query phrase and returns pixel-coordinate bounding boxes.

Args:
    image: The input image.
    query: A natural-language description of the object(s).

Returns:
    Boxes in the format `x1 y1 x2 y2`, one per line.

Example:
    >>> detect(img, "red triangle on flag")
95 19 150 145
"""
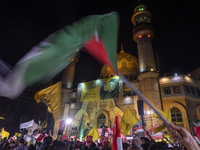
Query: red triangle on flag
193 127 200 141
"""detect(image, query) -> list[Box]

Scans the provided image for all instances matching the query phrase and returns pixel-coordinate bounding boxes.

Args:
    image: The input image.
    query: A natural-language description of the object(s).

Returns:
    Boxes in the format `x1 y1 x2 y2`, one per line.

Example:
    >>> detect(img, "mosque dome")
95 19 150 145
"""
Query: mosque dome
100 45 139 80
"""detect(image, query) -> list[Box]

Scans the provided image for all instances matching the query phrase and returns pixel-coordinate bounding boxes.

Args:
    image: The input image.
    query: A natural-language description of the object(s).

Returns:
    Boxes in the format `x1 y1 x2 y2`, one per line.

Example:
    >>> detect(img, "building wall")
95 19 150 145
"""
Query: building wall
160 75 200 133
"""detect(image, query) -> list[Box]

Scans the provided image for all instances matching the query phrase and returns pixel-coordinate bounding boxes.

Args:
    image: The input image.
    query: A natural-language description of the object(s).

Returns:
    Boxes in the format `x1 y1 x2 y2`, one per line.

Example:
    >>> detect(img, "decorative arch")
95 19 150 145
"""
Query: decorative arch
73 109 89 127
166 102 190 132
196 105 200 120
96 109 109 128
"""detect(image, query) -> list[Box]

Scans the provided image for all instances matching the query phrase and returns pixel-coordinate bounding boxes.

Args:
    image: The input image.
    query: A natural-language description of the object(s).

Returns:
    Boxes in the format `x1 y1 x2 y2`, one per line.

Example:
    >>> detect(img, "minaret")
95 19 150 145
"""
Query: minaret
132 4 156 72
132 4 162 129
60 53 79 135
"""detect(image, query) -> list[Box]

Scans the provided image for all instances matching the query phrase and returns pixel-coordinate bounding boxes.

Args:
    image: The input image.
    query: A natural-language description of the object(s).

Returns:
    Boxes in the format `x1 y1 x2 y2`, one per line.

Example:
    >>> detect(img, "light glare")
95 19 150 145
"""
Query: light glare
65 118 73 125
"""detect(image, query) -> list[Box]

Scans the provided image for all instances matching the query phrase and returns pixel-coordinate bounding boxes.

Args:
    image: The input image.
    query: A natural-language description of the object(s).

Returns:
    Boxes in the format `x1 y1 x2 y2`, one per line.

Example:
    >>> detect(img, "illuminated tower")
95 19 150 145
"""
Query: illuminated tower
132 4 156 72
132 4 162 129
60 53 79 135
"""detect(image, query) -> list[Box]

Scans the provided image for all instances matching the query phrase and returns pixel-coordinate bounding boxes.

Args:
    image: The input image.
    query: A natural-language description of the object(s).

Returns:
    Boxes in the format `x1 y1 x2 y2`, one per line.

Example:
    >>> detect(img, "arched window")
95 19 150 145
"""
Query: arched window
97 114 106 128
170 107 183 127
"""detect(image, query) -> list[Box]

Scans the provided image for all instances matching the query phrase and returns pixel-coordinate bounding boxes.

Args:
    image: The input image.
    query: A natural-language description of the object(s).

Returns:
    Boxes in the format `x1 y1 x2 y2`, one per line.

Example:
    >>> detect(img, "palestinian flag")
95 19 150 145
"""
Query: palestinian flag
0 12 119 99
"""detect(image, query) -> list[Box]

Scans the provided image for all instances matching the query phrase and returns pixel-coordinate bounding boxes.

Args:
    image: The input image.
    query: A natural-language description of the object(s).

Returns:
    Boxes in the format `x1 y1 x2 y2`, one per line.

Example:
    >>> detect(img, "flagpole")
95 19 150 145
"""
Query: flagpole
119 74 170 127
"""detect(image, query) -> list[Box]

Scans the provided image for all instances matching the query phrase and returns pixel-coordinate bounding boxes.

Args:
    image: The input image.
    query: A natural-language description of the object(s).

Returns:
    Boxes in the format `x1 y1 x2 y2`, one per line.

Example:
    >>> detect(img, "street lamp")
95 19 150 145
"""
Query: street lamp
65 118 73 139
65 118 73 125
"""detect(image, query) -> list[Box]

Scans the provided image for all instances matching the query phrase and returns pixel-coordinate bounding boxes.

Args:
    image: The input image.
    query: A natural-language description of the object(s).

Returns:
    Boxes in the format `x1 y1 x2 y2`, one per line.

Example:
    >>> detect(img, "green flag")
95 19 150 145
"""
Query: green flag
0 12 119 98
78 115 84 141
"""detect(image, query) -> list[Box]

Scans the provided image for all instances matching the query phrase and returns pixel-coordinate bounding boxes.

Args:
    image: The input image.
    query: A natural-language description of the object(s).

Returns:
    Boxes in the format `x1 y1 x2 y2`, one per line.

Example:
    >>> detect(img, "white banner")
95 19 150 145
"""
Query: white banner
20 120 34 129
27 122 38 135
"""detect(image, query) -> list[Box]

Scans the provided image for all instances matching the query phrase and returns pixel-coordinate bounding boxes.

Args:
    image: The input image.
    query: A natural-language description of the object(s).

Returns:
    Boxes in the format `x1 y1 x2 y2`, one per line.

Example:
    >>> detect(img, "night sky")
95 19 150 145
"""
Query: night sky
1 0 200 78
0 0 200 134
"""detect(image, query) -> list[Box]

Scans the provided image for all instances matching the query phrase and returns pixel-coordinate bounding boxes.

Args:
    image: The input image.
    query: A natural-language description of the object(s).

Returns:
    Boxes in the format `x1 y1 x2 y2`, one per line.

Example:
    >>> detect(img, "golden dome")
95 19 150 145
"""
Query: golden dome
100 45 139 79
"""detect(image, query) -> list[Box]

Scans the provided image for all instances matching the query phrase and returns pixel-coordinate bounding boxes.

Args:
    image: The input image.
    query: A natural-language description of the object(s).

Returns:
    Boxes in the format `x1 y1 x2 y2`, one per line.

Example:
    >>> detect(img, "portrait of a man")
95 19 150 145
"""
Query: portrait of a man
100 77 119 100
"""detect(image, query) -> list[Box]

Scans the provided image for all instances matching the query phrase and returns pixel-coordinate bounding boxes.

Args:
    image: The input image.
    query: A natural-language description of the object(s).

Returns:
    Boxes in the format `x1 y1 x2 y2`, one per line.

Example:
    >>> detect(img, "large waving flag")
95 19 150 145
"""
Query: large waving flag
120 108 139 135
34 82 62 135
87 125 100 141
0 12 119 99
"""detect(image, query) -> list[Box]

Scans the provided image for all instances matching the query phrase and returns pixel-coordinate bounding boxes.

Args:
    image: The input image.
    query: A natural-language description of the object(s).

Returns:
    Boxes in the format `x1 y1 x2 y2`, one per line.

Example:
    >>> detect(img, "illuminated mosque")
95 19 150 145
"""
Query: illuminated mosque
56 3 200 137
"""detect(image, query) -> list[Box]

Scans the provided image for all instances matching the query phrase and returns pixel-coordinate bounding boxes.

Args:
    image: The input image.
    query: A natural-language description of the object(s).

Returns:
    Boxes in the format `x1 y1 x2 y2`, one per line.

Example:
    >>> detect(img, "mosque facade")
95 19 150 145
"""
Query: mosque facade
60 4 200 137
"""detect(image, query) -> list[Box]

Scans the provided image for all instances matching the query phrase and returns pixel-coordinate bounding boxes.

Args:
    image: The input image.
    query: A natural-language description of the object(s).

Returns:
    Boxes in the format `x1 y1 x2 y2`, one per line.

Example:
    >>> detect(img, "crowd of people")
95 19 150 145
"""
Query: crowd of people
0 124 200 150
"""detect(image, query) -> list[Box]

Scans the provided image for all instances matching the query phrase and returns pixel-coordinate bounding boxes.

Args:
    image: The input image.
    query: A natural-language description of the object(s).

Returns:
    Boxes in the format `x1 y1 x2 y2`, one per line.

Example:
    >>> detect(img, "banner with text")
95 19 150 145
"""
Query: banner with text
78 76 121 101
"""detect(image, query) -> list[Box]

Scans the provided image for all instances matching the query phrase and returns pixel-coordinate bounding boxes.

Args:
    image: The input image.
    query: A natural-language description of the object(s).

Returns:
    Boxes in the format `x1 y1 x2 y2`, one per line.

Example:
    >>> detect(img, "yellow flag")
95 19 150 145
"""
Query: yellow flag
150 108 171 123
120 107 139 135
151 109 167 120
34 82 62 135
154 124 165 133
0 116 5 119
15 132 22 137
43 122 47 129
150 108 172 133
87 125 100 141
1 128 10 139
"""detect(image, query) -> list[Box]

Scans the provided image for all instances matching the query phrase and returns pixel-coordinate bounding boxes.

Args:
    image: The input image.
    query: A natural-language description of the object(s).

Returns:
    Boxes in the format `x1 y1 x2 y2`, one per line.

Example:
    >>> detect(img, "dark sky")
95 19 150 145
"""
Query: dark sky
0 0 200 135
1 0 200 82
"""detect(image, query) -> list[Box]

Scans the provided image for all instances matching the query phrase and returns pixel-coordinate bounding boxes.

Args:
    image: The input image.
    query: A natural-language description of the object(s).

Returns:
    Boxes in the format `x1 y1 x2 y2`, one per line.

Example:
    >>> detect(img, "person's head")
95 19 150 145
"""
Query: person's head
131 140 142 150
133 138 142 145
148 141 170 150
108 78 118 92
89 142 96 150
9 141 16 147
35 144 40 149
49 140 69 150
29 144 35 150
140 137 149 144
19 138 25 144
123 142 130 150
43 136 53 146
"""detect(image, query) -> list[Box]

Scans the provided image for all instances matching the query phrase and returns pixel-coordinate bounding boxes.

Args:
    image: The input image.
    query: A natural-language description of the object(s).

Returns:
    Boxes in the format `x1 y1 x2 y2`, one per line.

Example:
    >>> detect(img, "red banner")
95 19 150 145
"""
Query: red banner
100 136 107 147
86 136 93 147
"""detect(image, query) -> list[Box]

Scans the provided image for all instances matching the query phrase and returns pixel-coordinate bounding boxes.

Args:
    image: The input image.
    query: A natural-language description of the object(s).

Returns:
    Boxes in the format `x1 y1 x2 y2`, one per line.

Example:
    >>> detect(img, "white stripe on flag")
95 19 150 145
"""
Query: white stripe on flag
152 132 163 136
117 137 123 150
134 128 144 133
